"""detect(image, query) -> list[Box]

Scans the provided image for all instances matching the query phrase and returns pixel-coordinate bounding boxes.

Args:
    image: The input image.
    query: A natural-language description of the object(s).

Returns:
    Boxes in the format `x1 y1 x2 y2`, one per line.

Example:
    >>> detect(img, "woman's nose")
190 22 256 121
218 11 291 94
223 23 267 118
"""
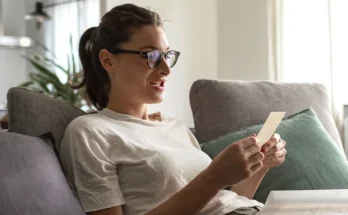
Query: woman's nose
157 58 171 76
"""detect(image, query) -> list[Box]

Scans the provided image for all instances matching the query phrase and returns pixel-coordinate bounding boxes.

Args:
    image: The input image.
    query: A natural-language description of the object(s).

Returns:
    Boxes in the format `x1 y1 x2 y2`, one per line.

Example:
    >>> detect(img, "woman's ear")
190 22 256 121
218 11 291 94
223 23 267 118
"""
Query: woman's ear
99 49 116 74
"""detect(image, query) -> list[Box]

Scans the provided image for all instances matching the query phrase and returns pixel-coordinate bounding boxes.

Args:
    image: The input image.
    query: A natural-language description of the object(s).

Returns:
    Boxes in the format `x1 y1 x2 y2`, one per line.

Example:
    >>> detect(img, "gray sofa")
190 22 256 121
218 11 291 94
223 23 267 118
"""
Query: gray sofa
0 80 343 214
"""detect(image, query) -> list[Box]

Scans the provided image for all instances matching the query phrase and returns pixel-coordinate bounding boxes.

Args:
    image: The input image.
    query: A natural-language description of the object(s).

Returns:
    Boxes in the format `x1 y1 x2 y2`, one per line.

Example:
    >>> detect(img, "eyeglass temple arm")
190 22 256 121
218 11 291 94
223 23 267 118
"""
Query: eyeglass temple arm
110 49 147 56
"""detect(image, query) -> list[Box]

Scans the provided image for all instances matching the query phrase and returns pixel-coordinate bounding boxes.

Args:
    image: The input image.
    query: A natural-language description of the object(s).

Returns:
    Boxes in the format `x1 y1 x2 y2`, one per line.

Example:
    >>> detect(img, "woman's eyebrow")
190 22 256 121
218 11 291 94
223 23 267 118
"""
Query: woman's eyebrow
138 45 170 51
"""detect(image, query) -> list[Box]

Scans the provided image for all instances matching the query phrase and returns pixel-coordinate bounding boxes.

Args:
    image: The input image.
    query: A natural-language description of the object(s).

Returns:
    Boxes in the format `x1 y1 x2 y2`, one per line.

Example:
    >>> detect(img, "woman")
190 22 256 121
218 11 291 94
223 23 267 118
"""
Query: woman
60 4 287 215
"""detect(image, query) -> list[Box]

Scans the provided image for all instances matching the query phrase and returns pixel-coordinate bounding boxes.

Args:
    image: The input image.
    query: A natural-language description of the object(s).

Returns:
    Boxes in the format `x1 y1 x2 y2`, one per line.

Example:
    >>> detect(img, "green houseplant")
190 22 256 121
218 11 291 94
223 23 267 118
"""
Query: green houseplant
20 37 84 108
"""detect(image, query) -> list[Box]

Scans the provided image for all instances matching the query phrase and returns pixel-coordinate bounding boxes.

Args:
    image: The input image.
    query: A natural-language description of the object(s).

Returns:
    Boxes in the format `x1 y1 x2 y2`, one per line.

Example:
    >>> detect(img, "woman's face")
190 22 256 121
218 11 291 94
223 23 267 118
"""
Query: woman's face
101 25 172 105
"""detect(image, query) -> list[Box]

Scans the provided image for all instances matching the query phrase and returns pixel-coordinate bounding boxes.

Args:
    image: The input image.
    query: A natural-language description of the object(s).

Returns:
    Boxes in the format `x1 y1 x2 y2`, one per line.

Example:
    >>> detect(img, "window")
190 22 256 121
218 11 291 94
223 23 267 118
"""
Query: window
280 0 348 153
45 0 100 83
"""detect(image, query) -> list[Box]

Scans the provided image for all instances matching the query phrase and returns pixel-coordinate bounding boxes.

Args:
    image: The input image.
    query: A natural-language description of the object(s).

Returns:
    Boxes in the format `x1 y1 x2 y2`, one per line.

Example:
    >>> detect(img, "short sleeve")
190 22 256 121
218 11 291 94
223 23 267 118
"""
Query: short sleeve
59 119 125 212
186 127 201 150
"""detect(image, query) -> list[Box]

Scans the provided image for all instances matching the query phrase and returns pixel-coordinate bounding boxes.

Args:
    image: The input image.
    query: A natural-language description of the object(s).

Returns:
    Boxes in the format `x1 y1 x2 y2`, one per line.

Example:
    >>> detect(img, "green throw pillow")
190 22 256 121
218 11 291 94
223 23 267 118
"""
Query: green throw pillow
201 108 348 203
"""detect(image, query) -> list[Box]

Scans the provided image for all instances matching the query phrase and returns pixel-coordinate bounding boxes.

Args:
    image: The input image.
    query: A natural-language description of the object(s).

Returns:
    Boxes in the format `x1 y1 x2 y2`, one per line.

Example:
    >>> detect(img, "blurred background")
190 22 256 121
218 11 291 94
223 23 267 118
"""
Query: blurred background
1 0 348 143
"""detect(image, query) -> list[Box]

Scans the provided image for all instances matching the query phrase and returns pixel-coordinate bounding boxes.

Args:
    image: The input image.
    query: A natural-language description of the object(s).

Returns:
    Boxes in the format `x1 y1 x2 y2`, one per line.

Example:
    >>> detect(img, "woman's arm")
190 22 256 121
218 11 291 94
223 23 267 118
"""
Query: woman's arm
231 134 286 199
146 136 264 215
230 167 269 199
87 169 220 215
146 168 221 215
87 206 123 215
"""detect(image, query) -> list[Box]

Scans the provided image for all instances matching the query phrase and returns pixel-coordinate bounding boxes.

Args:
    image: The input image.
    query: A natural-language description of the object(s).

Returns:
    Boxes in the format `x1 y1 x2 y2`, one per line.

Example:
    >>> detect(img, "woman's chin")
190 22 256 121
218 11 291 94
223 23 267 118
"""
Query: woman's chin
147 94 164 104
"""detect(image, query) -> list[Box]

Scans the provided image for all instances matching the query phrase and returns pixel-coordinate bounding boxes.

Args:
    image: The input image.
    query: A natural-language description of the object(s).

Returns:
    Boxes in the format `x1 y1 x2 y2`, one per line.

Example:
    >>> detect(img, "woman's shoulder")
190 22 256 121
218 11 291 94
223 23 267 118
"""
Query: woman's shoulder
162 114 186 126
65 112 110 134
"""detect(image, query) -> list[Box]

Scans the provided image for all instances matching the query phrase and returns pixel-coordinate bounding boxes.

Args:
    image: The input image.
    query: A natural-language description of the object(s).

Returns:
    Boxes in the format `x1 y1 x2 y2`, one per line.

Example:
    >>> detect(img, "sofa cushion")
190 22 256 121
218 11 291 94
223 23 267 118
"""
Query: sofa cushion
189 80 342 150
200 109 348 203
0 131 86 215
7 87 86 149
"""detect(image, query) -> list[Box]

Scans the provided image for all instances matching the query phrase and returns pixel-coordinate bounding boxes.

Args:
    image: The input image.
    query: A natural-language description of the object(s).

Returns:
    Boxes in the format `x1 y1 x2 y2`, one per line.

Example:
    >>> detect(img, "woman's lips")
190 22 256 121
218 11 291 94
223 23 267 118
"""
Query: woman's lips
150 81 165 91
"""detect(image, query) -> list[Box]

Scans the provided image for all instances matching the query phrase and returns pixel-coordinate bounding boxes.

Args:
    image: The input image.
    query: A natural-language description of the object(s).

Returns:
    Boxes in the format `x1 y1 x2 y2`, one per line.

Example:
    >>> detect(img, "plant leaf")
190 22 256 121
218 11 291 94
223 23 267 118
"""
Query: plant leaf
69 34 77 75
19 81 34 87
23 56 62 84
29 74 51 94
19 37 85 109
42 56 69 75
67 55 71 76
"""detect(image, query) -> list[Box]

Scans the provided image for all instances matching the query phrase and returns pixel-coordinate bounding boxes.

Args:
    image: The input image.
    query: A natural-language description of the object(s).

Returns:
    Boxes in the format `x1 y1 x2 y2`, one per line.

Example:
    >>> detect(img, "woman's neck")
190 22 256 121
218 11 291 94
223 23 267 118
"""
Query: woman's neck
106 98 149 120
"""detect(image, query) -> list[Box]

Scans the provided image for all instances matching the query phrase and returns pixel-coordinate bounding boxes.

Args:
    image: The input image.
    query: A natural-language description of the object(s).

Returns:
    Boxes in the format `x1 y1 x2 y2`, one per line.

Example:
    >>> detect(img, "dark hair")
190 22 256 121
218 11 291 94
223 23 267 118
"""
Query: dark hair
75 4 163 110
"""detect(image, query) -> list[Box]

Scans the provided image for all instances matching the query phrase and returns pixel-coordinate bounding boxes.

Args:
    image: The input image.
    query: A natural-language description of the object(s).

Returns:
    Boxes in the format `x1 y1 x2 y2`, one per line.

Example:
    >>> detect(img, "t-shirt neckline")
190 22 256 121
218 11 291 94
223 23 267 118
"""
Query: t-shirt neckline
99 108 167 126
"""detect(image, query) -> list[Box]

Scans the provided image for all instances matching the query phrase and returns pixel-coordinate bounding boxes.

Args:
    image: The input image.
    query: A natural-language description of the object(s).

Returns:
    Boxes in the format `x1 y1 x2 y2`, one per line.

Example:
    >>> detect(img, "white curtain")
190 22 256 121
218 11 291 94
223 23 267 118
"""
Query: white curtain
330 0 348 144
45 0 100 83
280 0 332 88
276 0 348 152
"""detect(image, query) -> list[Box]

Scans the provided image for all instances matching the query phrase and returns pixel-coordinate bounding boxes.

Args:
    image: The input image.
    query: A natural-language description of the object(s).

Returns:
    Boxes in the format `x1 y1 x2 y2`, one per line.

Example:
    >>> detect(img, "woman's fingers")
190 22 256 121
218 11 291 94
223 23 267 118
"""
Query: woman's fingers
238 136 259 149
244 142 261 158
276 148 287 157
264 149 287 162
262 133 281 152
248 151 264 167
264 140 286 156
250 161 263 173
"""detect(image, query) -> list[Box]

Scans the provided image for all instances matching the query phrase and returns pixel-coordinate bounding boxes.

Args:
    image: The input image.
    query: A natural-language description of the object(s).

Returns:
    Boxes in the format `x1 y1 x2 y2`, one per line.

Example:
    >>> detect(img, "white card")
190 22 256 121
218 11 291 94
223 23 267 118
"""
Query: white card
257 112 286 146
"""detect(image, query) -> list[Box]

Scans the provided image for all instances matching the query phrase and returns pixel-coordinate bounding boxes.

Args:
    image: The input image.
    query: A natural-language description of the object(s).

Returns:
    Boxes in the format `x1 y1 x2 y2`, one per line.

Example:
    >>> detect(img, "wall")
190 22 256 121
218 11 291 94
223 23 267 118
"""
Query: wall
0 0 27 105
217 0 272 81
0 0 48 105
26 0 50 79
106 0 218 126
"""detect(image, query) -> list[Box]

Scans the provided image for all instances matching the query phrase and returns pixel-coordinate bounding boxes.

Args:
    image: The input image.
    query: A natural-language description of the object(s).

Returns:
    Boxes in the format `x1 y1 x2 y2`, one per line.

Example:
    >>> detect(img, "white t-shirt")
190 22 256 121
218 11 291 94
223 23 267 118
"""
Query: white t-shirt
60 108 263 215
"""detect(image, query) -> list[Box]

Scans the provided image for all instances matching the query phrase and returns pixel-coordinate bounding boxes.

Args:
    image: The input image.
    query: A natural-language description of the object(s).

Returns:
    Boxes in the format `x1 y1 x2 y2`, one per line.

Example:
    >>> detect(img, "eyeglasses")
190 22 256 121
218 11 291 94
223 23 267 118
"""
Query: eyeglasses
108 48 180 69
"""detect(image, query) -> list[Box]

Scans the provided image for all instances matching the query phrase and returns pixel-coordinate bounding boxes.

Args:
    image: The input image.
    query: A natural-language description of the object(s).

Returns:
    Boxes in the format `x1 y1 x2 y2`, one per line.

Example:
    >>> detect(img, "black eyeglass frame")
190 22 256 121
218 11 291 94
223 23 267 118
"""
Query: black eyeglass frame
108 48 181 69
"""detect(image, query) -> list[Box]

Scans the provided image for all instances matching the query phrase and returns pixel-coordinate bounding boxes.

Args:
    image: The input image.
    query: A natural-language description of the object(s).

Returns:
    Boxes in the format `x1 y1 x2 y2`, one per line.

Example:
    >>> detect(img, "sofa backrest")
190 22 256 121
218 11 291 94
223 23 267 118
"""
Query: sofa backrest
190 80 343 151
7 87 86 149
8 81 343 152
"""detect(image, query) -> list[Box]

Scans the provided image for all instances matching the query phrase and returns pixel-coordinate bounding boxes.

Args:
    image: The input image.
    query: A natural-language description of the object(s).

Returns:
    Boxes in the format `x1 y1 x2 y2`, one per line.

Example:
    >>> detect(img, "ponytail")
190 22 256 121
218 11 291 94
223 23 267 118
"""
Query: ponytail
76 27 110 110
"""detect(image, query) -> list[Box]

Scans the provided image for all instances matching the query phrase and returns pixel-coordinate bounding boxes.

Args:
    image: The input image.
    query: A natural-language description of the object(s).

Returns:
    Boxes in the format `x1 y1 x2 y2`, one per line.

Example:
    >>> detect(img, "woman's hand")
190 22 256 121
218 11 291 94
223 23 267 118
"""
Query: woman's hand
207 135 264 189
260 133 287 169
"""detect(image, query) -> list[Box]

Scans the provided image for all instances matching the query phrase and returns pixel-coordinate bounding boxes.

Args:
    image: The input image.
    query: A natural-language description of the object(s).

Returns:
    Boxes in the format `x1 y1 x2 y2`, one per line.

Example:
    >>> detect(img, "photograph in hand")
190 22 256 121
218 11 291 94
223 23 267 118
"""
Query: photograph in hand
257 112 286 146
